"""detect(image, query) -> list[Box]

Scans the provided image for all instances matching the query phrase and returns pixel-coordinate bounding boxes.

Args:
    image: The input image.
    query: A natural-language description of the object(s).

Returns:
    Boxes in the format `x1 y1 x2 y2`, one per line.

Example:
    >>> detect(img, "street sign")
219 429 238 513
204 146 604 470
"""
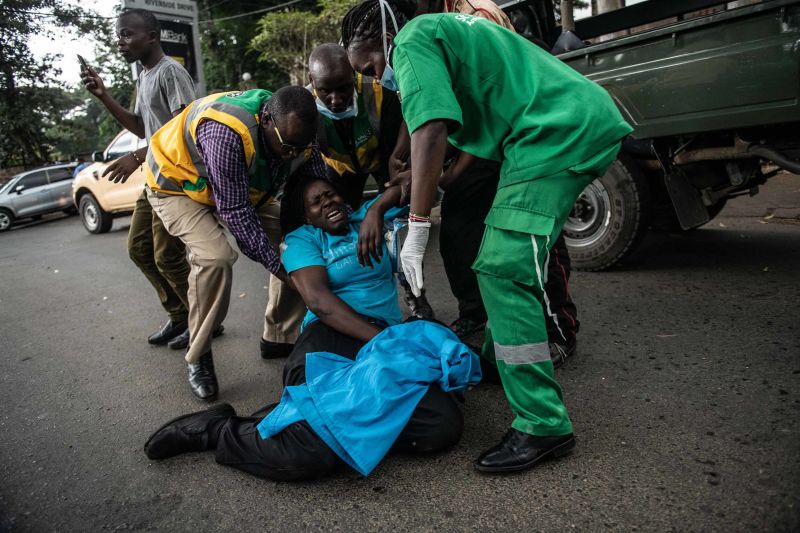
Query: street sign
120 0 206 96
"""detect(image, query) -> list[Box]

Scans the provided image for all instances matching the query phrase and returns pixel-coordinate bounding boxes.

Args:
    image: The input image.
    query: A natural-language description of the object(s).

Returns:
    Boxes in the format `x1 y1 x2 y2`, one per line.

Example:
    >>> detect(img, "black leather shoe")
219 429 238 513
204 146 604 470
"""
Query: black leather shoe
147 319 188 345
550 337 577 369
405 289 435 320
474 429 575 473
168 324 225 350
144 402 235 460
260 338 293 359
449 316 487 340
187 351 219 401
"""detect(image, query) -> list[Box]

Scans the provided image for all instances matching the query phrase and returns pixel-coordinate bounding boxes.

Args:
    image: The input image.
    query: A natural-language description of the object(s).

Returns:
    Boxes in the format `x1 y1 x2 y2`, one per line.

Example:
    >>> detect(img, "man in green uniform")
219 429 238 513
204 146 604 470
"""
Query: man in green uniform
341 0 632 473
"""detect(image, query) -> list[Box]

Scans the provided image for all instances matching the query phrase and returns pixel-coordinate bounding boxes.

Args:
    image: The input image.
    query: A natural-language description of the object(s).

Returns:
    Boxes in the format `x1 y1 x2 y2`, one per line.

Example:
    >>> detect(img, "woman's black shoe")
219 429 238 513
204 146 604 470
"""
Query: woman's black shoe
187 351 219 401
474 429 575 473
147 319 188 345
144 403 235 460
260 338 293 359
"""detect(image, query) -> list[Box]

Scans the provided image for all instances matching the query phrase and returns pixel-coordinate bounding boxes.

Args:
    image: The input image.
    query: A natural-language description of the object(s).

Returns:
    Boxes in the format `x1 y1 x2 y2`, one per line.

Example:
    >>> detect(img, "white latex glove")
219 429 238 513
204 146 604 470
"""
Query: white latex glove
400 220 431 297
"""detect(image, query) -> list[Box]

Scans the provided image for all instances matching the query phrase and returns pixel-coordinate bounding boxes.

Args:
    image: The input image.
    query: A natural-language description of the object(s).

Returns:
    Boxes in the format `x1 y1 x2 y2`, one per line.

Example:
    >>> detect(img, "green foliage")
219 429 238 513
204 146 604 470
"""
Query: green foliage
197 0 295 93
251 0 357 86
0 0 104 167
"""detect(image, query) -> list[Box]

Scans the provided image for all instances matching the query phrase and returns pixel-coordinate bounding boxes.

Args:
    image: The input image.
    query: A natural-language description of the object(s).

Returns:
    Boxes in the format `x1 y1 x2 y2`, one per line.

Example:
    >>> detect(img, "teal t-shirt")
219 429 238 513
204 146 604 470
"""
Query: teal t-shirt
282 197 408 329
392 13 633 187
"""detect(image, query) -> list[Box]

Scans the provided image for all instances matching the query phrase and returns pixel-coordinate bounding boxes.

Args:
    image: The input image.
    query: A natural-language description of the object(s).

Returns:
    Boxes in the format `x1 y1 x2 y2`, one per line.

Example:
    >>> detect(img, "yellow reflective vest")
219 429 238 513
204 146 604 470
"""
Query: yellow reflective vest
146 89 309 206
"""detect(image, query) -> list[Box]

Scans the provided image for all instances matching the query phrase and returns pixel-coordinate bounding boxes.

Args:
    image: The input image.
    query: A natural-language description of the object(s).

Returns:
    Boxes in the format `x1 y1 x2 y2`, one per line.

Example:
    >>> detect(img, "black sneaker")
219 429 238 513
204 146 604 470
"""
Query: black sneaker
449 317 487 340
405 289 435 320
550 337 577 369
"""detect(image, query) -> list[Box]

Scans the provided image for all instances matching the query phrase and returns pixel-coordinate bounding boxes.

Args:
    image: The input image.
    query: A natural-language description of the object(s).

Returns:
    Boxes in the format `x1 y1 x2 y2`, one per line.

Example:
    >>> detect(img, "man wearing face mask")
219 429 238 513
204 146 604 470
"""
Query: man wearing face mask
306 43 434 320
145 87 326 400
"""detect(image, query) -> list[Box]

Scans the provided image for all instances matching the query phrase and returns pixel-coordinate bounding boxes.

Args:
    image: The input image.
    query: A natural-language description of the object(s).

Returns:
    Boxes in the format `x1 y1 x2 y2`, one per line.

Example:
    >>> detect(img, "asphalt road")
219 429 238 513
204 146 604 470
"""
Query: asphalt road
1 175 798 532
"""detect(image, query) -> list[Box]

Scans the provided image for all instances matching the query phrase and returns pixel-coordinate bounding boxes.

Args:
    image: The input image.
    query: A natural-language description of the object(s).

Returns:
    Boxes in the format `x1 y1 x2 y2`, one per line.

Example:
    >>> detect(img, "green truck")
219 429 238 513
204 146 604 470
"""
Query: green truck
501 0 800 269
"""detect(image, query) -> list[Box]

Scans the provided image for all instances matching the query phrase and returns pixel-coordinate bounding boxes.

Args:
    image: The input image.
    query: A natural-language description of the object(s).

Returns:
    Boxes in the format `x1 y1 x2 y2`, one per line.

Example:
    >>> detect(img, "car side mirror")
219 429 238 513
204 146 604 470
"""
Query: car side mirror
92 151 105 162
15 184 25 194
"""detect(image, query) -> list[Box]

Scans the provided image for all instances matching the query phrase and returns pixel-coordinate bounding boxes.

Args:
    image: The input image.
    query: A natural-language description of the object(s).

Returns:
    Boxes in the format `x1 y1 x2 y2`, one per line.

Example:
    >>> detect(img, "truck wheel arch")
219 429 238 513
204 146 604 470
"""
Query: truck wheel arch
564 154 652 271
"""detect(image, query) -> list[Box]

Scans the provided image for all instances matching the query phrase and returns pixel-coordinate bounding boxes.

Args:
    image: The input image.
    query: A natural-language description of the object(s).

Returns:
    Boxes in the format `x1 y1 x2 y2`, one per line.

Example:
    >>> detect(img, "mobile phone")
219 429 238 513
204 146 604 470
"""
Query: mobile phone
77 54 88 70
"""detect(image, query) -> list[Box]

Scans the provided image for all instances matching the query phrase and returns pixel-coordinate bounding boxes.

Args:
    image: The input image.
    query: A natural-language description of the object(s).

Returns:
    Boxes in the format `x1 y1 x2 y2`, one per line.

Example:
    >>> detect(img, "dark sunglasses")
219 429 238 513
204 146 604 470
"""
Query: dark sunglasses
267 113 312 158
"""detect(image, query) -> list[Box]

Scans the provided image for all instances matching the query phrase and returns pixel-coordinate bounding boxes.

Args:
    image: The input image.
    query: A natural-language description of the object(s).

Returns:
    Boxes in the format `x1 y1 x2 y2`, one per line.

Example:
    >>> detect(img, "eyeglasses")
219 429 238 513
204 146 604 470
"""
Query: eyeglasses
269 115 312 158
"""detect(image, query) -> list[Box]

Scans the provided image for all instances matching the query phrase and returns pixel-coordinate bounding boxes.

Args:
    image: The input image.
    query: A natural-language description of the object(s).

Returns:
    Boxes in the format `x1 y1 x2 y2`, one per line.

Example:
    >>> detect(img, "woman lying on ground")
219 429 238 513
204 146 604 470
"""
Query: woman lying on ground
143 175 478 481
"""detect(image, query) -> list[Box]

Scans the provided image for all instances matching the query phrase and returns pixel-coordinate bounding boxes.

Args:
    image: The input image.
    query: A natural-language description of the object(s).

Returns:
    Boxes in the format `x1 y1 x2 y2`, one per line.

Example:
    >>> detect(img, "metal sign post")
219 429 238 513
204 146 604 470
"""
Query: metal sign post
120 0 206 96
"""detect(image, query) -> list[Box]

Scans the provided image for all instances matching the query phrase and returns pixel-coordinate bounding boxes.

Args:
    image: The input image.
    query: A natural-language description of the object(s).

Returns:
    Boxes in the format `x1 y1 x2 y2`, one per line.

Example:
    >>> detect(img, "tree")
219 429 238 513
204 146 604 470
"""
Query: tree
0 0 103 167
555 0 589 31
196 0 301 93
251 0 355 86
595 0 624 15
561 0 575 31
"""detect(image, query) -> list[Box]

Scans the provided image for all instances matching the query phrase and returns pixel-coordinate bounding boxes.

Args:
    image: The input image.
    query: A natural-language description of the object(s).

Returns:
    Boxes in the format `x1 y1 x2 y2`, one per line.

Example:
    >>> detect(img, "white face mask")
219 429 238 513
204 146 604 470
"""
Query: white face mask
377 0 400 91
316 89 359 120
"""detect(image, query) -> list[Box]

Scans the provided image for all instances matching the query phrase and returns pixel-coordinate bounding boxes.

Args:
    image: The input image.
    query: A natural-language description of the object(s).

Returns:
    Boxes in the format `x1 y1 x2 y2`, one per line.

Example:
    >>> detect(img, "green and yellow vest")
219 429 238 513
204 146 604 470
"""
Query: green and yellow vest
312 74 384 177
146 89 310 206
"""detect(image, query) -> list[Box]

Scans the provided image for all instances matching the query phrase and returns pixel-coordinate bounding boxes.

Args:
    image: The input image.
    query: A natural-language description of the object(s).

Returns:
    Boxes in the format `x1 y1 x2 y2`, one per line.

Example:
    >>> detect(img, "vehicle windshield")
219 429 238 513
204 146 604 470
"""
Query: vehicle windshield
0 174 23 194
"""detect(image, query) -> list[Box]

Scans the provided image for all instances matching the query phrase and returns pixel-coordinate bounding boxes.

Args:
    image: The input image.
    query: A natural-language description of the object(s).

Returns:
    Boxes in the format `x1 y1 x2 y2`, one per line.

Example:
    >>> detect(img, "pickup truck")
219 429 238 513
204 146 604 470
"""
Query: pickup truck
500 0 800 269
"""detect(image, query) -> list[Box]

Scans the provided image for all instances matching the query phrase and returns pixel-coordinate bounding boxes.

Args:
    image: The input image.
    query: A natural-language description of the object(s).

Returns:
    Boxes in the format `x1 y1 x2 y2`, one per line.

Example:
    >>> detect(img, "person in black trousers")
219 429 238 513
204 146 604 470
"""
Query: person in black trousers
440 154 580 368
143 177 463 480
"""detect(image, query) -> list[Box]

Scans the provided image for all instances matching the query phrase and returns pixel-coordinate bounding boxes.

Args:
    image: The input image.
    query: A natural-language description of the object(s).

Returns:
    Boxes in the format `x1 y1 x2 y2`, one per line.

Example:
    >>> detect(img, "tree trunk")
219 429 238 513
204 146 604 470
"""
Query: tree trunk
595 0 627 42
595 0 623 14
561 0 575 32
289 65 305 87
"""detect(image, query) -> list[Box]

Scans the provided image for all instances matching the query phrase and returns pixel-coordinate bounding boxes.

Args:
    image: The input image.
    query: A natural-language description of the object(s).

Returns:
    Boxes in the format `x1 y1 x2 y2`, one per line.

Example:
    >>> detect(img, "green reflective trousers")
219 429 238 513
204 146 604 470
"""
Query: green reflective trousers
473 143 621 436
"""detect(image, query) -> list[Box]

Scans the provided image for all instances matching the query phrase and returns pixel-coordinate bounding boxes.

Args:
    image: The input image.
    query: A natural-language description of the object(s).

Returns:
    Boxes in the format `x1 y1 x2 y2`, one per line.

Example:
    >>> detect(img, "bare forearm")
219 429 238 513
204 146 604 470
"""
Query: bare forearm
99 94 145 138
368 185 402 216
305 291 382 342
391 122 411 163
449 151 476 179
410 121 449 216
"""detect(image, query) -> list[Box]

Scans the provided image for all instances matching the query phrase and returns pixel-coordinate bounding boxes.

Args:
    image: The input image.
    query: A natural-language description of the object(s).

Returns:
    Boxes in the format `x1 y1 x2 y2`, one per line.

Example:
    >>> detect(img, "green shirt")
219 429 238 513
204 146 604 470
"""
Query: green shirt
393 13 633 186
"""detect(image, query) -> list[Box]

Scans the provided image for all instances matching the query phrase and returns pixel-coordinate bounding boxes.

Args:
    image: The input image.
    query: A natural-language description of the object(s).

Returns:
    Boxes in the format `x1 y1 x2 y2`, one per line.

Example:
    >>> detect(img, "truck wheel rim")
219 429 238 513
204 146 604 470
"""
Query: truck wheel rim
83 203 98 230
564 180 611 248
0 212 9 230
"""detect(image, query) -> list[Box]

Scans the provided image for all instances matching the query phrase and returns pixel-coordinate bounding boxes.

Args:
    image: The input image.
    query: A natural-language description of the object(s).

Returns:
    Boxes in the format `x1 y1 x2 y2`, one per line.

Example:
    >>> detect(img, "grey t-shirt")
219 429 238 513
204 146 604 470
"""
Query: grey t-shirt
134 56 197 141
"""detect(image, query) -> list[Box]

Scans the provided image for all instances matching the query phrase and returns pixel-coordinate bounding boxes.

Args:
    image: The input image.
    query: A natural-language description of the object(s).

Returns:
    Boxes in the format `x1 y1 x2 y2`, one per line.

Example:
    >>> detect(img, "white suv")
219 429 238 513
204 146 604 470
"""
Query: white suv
72 130 147 234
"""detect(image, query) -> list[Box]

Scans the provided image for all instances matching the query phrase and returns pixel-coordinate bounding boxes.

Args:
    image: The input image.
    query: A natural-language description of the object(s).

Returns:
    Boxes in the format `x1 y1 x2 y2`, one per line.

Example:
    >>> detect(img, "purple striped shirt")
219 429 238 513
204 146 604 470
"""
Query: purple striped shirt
196 120 326 273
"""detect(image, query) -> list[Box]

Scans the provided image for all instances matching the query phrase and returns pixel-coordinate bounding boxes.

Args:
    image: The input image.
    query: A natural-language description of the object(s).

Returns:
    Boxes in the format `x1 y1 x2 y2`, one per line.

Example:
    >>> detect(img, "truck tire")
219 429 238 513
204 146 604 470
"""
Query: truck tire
564 155 651 271
79 194 113 234
0 209 13 232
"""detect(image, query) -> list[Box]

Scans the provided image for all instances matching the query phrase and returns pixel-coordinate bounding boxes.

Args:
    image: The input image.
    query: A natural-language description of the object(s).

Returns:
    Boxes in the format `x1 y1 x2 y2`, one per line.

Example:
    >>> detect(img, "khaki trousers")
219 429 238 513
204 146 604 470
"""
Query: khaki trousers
147 189 304 363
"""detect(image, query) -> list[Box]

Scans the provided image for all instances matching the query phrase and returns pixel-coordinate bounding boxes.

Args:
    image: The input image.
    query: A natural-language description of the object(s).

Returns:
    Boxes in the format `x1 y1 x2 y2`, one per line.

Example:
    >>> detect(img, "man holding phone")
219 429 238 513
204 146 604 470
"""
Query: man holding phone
82 8 203 351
